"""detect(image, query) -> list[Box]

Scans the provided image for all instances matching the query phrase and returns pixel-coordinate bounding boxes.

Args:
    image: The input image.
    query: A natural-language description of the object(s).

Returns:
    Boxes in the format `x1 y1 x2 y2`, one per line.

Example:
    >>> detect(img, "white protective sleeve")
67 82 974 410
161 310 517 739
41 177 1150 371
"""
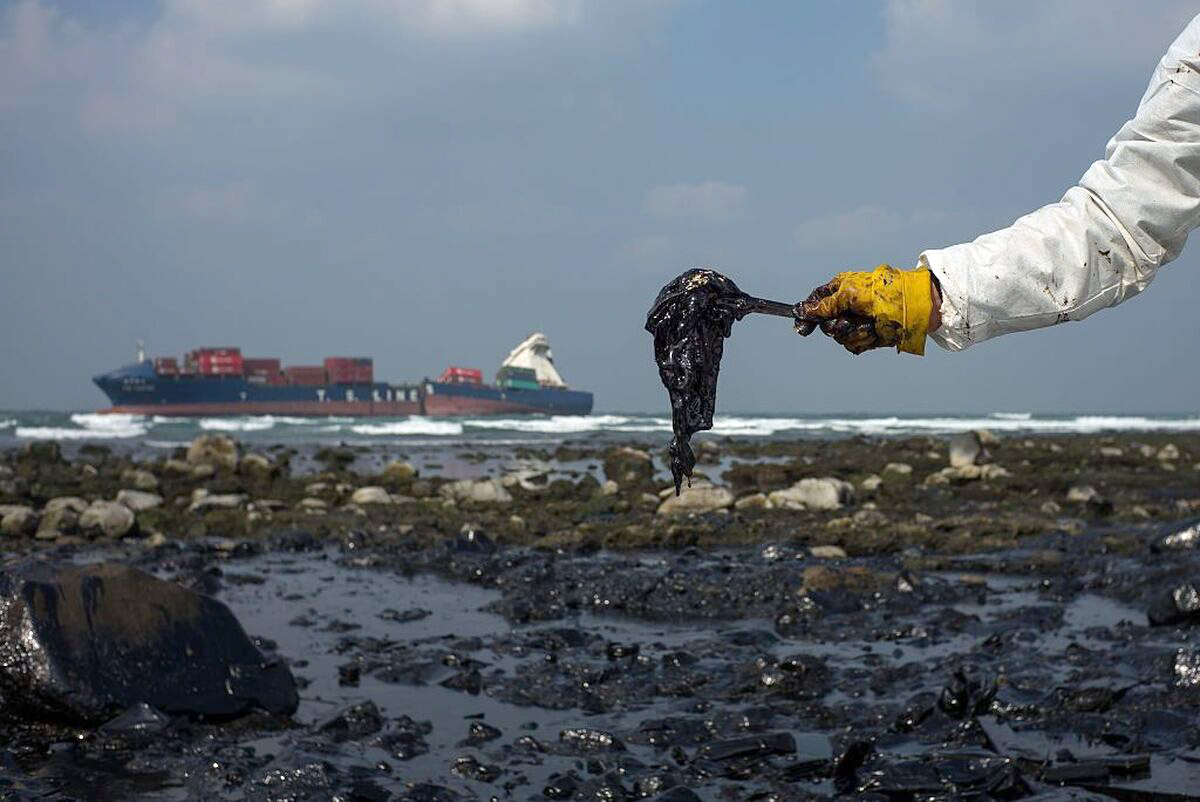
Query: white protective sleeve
922 14 1200 351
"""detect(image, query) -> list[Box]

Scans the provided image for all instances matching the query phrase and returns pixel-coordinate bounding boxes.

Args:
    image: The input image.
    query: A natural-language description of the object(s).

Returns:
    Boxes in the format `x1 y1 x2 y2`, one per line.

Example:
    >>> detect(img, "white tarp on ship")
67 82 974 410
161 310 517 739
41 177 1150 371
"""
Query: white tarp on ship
499 332 567 388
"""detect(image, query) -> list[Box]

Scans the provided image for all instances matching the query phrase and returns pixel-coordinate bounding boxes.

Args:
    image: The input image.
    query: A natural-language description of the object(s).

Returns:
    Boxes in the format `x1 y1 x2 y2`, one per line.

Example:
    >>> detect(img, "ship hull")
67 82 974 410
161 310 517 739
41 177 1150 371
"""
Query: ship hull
423 381 593 416
93 363 594 417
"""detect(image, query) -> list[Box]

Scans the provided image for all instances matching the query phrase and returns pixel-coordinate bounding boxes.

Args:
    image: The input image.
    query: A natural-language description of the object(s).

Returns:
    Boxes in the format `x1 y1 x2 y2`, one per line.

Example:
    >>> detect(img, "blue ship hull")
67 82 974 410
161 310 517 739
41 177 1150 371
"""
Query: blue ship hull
93 362 594 417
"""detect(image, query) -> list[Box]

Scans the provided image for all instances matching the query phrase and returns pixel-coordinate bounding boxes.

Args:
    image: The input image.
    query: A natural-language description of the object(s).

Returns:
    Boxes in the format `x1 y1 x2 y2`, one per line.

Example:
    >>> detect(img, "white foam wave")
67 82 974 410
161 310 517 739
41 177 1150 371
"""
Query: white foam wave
198 416 279 432
349 419 464 436
0 418 15 430
464 414 632 433
17 413 148 440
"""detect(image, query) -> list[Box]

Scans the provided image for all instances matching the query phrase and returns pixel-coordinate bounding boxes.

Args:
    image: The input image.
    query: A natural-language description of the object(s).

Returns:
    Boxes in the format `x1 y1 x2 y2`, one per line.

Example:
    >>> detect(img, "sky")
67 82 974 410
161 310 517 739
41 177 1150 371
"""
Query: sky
2 0 1199 415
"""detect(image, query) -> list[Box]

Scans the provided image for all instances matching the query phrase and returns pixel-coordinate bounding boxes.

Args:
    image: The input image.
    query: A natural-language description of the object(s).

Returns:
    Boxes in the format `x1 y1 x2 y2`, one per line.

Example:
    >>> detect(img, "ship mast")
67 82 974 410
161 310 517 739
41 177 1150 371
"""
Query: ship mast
136 339 146 364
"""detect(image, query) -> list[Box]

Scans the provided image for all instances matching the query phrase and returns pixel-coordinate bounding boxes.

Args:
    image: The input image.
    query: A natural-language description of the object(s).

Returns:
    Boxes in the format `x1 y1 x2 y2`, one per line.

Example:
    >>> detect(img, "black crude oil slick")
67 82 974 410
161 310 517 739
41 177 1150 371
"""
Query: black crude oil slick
646 268 808 493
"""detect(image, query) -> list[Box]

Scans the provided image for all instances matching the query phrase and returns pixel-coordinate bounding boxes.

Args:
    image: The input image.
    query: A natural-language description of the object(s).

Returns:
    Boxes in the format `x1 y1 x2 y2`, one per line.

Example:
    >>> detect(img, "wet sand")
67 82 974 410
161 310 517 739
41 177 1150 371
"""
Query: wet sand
1 432 1200 800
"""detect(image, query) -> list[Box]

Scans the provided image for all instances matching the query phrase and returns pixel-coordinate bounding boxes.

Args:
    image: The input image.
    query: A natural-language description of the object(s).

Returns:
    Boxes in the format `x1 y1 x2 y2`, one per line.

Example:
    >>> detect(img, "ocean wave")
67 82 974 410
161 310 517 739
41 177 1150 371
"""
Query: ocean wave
18 412 148 440
198 416 279 432
0 418 15 430
348 419 464 436
464 414 633 434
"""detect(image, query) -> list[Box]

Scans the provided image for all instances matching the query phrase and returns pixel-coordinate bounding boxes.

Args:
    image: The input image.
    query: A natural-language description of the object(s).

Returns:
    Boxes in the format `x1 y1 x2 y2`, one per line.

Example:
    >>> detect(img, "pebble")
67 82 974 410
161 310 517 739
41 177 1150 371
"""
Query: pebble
768 478 855 510
657 483 734 515
78 501 136 538
116 489 163 512
350 486 392 505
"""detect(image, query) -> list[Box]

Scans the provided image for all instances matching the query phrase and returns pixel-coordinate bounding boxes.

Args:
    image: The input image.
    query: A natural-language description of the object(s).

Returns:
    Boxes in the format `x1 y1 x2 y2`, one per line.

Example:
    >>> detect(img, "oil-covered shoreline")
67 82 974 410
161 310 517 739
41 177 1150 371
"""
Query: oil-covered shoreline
1 432 1199 800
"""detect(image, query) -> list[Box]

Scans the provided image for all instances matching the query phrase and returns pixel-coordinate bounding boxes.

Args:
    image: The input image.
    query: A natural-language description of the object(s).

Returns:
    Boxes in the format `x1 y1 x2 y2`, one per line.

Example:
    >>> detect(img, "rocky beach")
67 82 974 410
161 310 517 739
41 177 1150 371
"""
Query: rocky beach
1 429 1199 800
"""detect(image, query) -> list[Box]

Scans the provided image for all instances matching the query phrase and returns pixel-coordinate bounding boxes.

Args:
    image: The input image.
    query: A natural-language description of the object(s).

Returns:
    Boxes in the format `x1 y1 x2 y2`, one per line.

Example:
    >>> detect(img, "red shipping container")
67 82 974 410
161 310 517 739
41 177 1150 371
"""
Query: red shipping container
325 357 373 384
285 366 327 386
154 357 178 375
438 366 482 384
243 358 281 373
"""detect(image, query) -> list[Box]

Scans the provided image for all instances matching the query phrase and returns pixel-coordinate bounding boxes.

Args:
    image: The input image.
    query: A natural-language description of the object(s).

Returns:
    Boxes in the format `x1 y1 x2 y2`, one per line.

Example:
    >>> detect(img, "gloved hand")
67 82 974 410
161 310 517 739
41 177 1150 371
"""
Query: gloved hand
795 265 936 356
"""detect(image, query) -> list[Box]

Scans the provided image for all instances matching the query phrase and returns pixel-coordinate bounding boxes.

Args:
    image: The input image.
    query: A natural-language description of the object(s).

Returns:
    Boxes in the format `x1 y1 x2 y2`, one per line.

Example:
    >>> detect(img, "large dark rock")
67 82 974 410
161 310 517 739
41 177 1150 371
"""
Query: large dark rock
0 560 298 723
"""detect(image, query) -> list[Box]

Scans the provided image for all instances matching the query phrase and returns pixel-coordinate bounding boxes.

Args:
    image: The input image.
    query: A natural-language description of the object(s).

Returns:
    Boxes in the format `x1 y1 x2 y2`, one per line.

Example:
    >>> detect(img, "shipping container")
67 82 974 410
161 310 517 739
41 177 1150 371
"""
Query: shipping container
438 366 483 384
153 357 178 375
284 366 327 386
243 358 281 373
500 379 541 391
497 366 538 382
325 357 373 384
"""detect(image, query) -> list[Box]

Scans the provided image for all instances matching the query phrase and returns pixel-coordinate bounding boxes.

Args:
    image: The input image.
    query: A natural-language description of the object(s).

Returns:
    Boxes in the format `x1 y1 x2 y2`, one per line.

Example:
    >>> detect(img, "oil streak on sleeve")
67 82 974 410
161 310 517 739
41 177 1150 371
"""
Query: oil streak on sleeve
922 15 1200 351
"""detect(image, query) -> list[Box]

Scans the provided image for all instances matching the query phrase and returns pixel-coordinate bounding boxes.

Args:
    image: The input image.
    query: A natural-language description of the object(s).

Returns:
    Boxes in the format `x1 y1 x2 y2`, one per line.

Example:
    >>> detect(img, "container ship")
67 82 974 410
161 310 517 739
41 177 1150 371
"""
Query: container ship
93 333 593 417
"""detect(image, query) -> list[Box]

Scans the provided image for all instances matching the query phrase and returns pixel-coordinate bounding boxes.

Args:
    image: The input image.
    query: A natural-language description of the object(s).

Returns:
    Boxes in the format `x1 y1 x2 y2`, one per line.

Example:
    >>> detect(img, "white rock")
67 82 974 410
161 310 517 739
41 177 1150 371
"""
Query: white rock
1159 443 1181 461
501 469 548 491
44 496 89 515
1066 485 1100 504
853 508 888 527
351 486 392 505
976 429 999 445
599 480 620 497
37 507 78 538
186 434 239 470
116 489 163 512
253 499 287 511
78 501 136 538
883 463 912 476
305 482 328 494
603 446 654 484
1138 444 1157 458
188 493 246 513
440 479 513 505
1099 446 1124 458
734 492 771 510
1040 500 1062 515
0 505 37 537
121 468 159 491
924 464 1011 484
809 545 847 559
768 477 855 511
298 497 328 511
382 460 417 481
239 453 273 476
948 432 984 468
191 464 216 480
860 475 883 491
656 483 734 515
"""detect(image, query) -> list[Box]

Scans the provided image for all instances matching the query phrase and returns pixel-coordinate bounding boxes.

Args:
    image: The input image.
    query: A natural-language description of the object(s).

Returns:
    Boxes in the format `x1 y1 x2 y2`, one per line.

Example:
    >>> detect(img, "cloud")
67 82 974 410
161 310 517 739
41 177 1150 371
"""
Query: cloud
0 0 604 137
873 0 1198 112
0 0 330 135
794 205 949 250
644 181 746 223
166 0 584 39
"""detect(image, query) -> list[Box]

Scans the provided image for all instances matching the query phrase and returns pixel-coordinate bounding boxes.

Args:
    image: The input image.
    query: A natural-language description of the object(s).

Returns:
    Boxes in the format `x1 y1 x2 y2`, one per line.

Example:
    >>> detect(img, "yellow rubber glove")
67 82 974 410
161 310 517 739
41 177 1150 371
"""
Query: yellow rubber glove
797 265 934 356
